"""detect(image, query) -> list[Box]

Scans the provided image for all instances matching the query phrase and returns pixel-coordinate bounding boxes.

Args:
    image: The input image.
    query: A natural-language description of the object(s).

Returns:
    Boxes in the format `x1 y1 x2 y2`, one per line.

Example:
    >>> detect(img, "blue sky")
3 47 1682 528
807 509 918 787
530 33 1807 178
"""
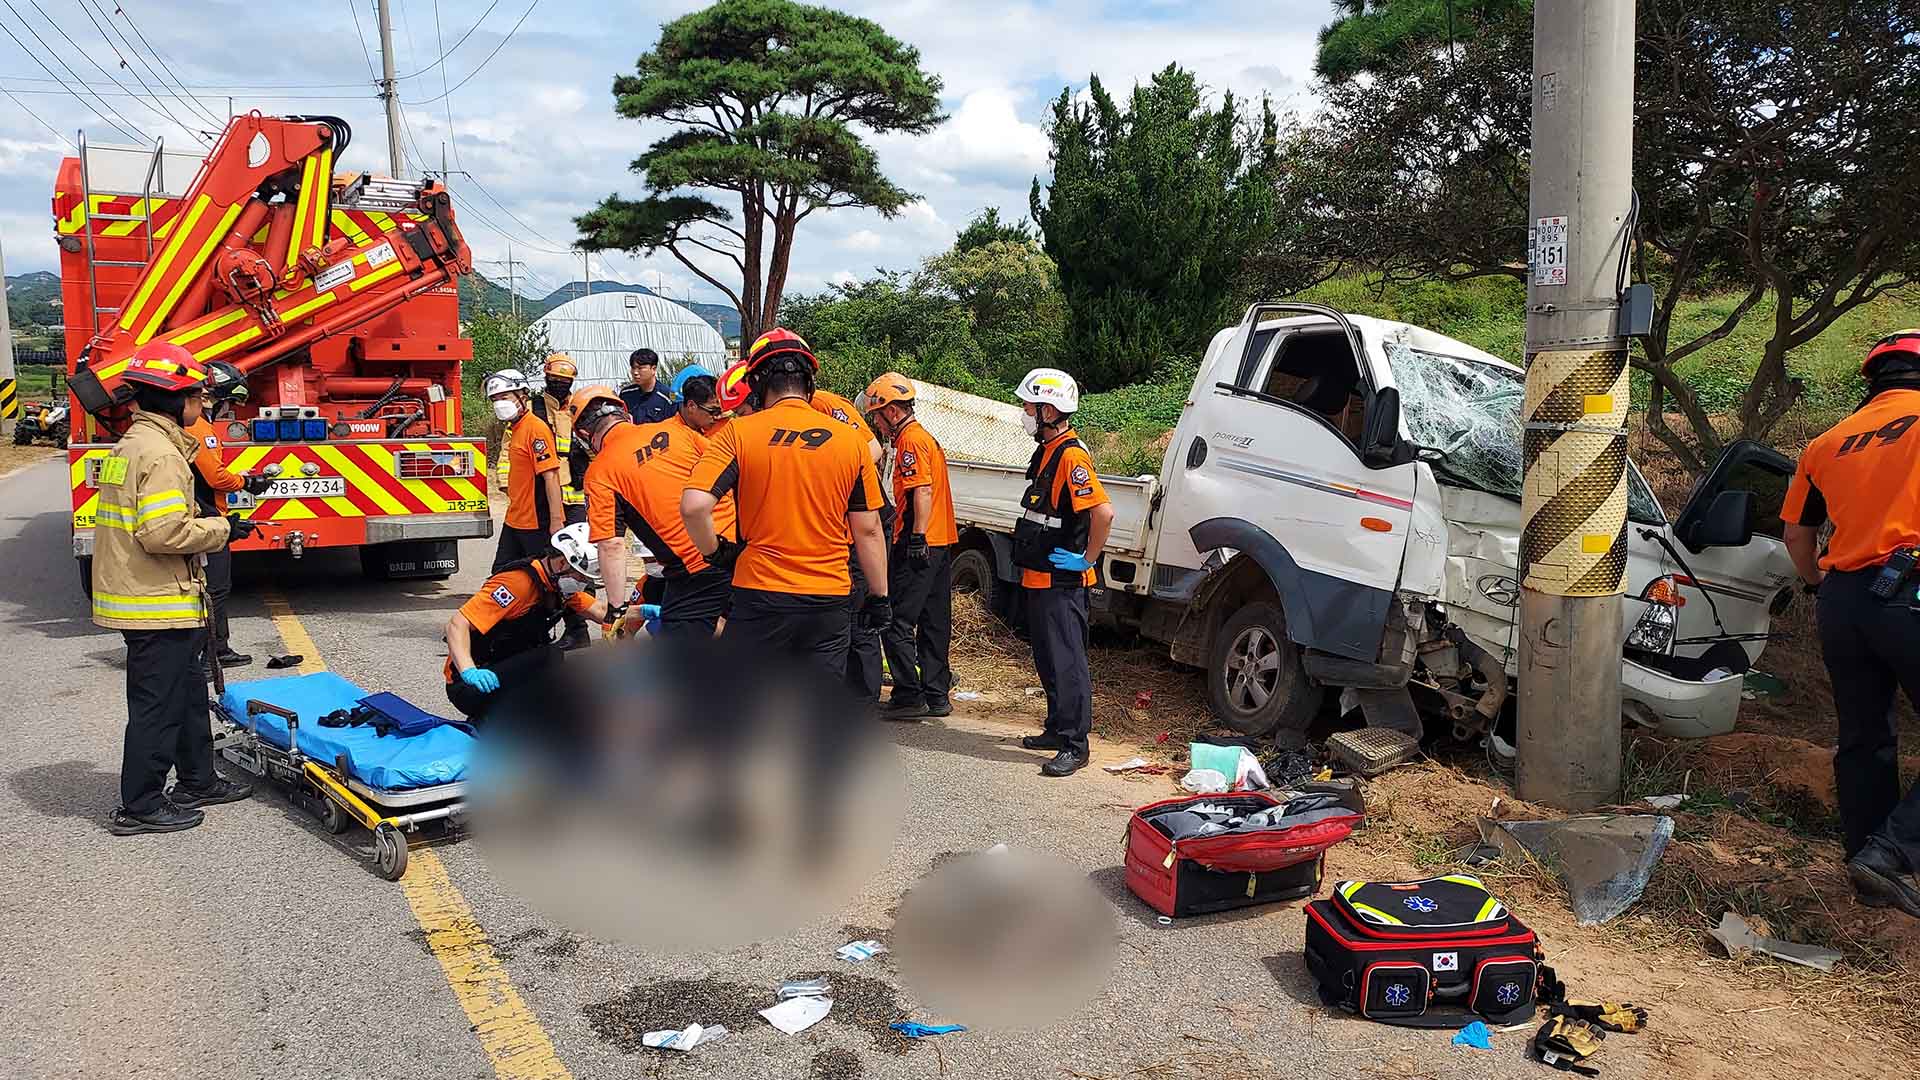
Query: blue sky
0 0 1336 306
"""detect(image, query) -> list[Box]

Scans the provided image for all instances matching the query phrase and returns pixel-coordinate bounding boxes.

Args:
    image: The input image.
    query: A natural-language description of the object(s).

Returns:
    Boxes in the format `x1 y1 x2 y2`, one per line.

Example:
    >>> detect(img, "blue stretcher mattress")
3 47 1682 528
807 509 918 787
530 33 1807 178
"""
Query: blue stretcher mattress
218 672 472 792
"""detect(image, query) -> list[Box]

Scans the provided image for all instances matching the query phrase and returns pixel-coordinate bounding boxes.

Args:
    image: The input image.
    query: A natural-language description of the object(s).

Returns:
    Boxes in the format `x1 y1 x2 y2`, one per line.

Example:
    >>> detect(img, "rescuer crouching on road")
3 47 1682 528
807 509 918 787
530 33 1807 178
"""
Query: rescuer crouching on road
96 344 259 835
682 329 890 679
1783 329 1920 919
445 523 610 722
1012 367 1115 778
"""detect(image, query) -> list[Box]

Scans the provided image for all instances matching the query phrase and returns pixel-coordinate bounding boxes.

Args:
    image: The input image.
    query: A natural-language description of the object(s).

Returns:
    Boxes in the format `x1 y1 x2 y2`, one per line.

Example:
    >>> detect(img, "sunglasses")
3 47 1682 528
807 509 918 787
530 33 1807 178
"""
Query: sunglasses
694 402 724 418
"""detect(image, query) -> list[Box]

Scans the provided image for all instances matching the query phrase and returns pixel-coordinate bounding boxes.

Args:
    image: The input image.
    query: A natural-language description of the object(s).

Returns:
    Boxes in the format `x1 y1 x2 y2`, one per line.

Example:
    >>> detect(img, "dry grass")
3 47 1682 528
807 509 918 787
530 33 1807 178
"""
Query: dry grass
0 442 59 480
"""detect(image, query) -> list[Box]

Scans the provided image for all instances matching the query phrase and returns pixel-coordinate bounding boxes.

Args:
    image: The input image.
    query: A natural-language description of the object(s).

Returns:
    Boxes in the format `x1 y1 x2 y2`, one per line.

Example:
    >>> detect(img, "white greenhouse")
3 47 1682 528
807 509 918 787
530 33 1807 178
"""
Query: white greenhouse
531 291 732 388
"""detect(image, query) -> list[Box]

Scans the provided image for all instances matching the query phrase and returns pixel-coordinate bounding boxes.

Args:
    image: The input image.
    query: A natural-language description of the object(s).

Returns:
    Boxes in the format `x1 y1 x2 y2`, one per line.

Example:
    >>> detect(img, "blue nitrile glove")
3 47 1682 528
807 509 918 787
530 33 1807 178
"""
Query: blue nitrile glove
1048 548 1094 572
637 604 662 621
889 1022 967 1038
459 667 499 694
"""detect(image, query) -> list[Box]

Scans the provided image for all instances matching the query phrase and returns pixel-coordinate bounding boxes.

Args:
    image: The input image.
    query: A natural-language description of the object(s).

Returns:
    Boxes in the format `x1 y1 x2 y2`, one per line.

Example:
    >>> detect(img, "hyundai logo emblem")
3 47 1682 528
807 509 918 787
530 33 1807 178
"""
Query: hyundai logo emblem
1476 574 1521 608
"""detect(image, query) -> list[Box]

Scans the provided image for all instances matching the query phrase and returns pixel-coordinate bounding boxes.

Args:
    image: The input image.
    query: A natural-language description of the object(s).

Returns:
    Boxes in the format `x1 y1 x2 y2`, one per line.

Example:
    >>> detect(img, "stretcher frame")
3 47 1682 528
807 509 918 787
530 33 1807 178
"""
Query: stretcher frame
209 665 466 881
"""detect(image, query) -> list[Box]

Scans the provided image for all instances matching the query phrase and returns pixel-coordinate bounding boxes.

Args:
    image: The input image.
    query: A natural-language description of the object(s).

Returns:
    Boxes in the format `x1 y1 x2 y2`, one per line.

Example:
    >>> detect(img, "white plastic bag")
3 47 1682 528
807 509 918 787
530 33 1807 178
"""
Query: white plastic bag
1179 768 1230 794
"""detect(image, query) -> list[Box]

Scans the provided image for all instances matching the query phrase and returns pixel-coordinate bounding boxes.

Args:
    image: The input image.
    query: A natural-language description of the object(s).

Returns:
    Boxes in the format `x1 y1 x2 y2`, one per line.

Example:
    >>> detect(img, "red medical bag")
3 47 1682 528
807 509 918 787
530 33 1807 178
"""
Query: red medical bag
1123 791 1361 918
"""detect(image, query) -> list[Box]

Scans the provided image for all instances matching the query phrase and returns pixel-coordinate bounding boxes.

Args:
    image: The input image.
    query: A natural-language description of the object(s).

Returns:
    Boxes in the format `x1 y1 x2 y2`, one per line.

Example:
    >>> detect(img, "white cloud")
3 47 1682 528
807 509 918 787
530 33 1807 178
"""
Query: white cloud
841 230 886 252
918 89 1049 181
830 270 860 287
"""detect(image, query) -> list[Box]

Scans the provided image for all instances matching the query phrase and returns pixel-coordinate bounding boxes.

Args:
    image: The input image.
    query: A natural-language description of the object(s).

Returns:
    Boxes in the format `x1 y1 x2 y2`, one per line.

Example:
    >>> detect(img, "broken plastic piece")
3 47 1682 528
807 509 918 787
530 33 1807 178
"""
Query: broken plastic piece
642 1023 726 1051
1482 815 1673 924
1641 794 1687 811
1707 912 1842 972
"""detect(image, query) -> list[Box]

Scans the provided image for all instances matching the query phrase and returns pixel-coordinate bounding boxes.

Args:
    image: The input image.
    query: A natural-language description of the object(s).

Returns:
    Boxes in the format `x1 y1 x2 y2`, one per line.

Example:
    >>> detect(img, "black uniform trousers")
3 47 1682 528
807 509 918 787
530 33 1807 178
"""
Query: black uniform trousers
1817 567 1920 865
882 543 953 709
493 525 550 571
121 627 215 815
726 587 853 682
446 643 561 721
205 545 233 653
660 563 732 639
846 551 884 702
1027 585 1092 756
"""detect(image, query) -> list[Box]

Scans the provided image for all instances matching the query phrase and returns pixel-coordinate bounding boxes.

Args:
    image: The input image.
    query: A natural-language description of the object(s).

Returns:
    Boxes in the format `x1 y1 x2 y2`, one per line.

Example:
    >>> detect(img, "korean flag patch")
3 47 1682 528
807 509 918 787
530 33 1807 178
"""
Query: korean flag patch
1070 463 1091 485
1432 951 1459 972
491 585 516 608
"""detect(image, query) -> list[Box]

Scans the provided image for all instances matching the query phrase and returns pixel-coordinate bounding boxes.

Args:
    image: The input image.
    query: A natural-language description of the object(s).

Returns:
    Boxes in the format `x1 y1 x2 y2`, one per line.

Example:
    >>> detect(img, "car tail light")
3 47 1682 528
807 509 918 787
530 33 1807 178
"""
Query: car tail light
394 449 474 479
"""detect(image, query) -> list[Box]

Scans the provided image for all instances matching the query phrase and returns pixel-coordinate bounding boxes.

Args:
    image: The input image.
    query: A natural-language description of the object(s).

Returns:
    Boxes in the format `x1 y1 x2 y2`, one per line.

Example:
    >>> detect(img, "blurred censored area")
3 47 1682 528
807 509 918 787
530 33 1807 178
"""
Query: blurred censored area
471 637 905 952
893 848 1115 1030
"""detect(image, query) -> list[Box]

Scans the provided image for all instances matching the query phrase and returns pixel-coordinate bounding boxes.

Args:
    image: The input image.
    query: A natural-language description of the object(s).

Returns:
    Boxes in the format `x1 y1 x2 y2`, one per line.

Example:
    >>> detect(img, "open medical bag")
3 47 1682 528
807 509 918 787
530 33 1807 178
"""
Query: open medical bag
1124 791 1362 917
1304 874 1542 1026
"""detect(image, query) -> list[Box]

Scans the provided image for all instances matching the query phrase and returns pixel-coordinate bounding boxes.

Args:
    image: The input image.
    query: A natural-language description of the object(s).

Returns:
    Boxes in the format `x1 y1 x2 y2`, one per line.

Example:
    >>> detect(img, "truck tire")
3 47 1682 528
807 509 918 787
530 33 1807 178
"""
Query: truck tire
1206 600 1322 739
950 545 1019 627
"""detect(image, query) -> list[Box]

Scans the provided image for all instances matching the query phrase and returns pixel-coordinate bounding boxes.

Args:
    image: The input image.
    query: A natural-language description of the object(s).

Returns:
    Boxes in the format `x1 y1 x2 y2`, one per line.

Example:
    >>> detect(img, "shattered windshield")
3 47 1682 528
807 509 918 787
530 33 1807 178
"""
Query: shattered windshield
1384 340 1664 525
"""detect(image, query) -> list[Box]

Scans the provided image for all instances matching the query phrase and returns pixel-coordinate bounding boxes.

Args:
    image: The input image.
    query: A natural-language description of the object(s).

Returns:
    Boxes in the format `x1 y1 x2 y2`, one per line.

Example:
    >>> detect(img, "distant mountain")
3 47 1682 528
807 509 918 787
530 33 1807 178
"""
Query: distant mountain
5 271 64 328
457 272 740 338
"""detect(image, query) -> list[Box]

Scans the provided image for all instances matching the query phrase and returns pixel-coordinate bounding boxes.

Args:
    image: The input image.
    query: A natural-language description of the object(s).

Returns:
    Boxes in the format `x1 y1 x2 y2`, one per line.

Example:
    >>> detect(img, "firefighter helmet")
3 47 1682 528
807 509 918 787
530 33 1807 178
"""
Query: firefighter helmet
120 343 209 392
206 360 248 403
543 353 578 380
483 369 528 399
550 522 602 584
670 363 714 398
567 385 626 433
1863 330 1920 378
861 372 916 412
742 328 817 379
1016 367 1080 414
716 361 753 412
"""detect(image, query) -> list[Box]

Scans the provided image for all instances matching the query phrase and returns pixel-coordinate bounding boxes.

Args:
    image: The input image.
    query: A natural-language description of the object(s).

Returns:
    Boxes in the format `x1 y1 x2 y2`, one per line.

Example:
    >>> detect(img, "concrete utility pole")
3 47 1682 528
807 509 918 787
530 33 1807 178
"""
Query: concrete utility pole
507 239 518 320
582 251 592 298
376 0 406 178
0 231 17 439
1516 0 1636 809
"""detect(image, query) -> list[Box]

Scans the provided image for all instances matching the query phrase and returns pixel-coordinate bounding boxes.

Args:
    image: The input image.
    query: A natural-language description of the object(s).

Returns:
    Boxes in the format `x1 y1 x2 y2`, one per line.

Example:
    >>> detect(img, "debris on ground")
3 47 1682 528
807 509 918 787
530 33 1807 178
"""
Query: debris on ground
583 977 764 1051
837 939 888 963
1452 1020 1493 1049
1326 727 1421 777
1707 911 1844 972
889 1021 965 1038
791 972 915 1055
1189 742 1270 790
810 1048 865 1080
1641 794 1688 810
953 691 983 701
641 1023 726 1051
265 654 304 669
761 994 833 1034
1481 814 1674 924
1104 757 1154 773
778 977 832 1000
1178 768 1229 794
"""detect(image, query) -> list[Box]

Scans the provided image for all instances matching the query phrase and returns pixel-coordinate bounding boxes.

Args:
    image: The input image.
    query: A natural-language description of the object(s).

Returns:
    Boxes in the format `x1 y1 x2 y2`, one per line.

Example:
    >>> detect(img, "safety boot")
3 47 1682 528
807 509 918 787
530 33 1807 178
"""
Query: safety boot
167 776 254 809
108 803 204 835
1849 836 1920 919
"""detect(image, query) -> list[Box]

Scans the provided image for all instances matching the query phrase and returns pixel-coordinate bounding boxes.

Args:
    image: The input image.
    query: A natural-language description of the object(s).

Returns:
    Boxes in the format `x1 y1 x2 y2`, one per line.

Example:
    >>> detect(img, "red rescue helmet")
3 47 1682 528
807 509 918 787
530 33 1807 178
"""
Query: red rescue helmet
742 327 817 379
1863 330 1920 378
716 360 754 412
120 343 209 393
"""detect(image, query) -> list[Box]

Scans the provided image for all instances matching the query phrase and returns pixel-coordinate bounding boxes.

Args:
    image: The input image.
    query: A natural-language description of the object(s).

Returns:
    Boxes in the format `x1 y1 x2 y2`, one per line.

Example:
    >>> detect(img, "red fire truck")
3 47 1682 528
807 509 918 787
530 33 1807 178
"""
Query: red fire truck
54 114 491 589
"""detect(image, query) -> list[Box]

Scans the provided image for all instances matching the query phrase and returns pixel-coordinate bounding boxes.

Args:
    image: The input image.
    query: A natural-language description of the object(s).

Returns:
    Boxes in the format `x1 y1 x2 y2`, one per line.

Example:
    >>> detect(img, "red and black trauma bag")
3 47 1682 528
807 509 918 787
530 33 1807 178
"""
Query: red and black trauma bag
1305 875 1541 1027
1124 791 1361 918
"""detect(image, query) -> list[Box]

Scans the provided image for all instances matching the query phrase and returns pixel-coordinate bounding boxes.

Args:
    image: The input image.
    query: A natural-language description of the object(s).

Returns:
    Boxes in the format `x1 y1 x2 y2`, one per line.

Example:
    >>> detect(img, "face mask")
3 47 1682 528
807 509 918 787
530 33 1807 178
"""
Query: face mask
1021 410 1042 438
556 575 589 596
492 399 522 422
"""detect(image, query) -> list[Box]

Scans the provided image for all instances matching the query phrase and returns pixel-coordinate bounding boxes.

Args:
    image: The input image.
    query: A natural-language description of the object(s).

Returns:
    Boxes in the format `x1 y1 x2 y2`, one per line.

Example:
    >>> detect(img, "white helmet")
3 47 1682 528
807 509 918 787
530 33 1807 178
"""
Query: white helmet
1016 367 1079 414
484 369 528 399
550 522 602 584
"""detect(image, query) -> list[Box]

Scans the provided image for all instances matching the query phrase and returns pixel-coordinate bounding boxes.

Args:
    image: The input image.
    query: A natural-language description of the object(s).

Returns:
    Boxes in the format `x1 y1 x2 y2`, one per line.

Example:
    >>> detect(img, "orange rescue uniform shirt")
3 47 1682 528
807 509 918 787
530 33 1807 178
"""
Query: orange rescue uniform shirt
444 562 594 681
1022 429 1110 589
503 411 560 530
185 417 244 508
890 419 957 546
810 389 879 450
1782 388 1920 571
583 417 738 577
687 397 884 596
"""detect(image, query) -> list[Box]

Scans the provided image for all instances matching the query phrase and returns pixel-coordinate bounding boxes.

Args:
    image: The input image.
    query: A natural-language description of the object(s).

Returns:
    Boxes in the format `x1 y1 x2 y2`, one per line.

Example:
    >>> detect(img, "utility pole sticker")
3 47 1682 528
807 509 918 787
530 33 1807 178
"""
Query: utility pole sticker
1533 216 1568 286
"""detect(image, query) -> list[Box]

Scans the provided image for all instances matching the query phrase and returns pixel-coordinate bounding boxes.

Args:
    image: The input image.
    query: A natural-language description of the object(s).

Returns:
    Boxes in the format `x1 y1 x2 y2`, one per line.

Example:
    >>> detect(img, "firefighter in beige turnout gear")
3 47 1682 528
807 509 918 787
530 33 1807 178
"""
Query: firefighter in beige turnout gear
95 344 260 835
532 353 592 649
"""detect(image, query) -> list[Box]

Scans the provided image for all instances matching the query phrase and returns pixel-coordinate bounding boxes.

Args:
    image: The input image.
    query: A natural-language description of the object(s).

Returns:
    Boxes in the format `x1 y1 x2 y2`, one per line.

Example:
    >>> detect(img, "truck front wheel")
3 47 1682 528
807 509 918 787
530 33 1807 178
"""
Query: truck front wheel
1206 600 1322 742
950 545 1020 627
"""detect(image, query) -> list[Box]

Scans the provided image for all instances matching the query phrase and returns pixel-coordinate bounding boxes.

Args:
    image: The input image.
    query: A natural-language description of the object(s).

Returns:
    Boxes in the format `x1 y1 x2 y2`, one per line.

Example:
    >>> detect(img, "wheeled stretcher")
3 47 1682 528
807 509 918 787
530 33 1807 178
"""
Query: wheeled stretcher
211 671 472 880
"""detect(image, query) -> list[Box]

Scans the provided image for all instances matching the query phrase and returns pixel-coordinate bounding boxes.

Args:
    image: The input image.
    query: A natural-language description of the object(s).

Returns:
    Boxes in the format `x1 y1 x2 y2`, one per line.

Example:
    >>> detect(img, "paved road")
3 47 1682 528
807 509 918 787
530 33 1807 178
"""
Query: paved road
0 457 1616 1080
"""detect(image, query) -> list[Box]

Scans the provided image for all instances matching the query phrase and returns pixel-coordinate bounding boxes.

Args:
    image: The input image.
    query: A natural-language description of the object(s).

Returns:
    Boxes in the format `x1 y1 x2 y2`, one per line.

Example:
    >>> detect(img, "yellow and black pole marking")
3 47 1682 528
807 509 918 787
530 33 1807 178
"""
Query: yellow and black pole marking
0 377 18 419
1520 348 1630 596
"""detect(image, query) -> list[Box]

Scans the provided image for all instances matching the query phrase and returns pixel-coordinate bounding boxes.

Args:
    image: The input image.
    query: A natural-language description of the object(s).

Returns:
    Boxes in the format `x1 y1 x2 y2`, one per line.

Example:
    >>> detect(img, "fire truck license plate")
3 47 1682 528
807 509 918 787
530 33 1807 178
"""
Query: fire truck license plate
264 477 346 499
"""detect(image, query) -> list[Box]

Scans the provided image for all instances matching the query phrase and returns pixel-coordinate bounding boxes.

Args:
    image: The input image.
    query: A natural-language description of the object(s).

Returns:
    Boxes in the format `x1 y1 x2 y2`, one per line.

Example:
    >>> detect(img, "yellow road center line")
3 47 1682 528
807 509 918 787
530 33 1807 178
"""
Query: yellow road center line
257 591 574 1080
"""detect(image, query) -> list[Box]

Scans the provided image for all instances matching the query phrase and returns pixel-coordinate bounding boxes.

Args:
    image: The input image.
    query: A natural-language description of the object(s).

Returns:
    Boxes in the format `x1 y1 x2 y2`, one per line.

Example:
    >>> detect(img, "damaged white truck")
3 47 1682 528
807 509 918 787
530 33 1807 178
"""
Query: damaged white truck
927 303 1797 745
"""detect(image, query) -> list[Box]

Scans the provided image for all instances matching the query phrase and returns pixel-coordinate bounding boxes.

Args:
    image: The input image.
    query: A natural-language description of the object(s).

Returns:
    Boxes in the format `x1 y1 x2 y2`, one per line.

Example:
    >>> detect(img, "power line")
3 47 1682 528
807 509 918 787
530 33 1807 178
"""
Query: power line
0 84 370 102
402 0 537 107
100 0 225 127
1 82 75 146
67 0 211 142
3 72 379 89
431 0 462 174
396 0 501 80
0 3 146 141
345 0 379 82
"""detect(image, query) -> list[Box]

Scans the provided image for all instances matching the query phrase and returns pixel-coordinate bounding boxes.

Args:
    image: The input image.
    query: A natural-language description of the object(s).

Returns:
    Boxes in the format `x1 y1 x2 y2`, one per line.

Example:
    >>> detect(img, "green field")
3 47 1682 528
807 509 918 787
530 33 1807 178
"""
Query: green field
11 364 58 402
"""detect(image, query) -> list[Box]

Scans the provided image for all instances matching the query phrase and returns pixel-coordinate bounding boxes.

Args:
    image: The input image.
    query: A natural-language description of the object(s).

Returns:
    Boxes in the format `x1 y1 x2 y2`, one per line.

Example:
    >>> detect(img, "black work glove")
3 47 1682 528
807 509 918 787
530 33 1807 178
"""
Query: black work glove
1532 1016 1605 1076
1552 999 1648 1034
242 473 274 495
905 533 930 568
859 593 893 633
226 515 259 542
707 536 742 573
